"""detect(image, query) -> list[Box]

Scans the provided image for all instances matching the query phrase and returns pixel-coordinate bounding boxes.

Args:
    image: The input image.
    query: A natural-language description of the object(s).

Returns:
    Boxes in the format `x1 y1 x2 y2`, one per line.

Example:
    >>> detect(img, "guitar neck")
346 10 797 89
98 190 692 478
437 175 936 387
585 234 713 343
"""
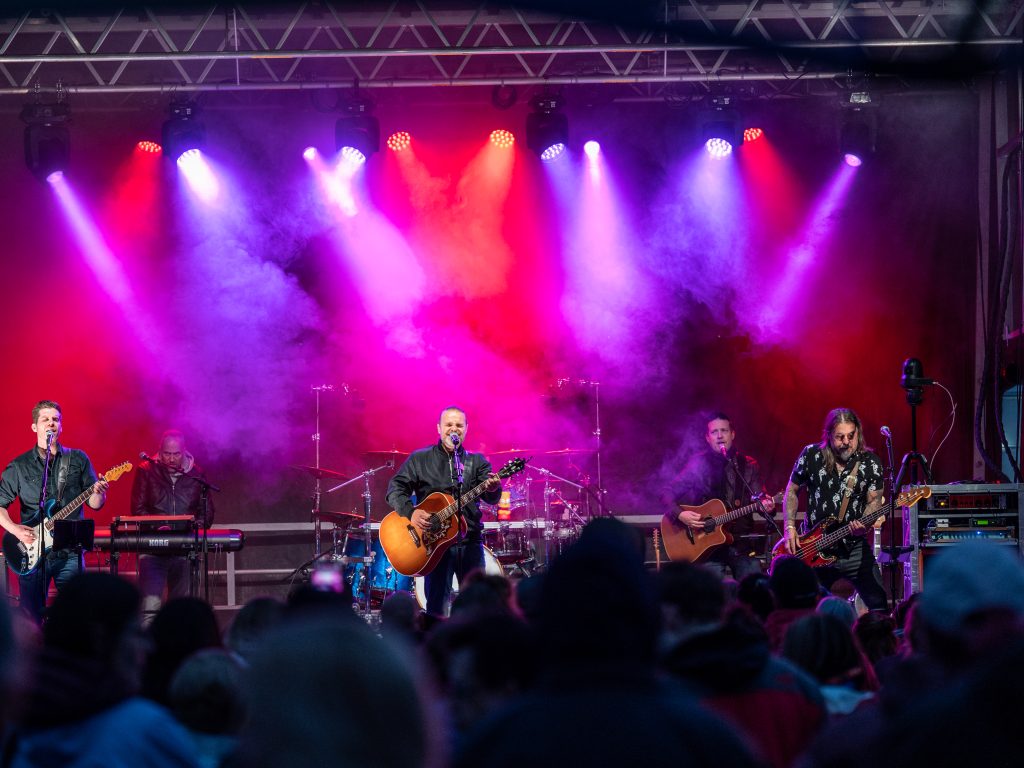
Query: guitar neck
713 493 781 526
438 476 496 521
820 499 890 549
43 489 91 531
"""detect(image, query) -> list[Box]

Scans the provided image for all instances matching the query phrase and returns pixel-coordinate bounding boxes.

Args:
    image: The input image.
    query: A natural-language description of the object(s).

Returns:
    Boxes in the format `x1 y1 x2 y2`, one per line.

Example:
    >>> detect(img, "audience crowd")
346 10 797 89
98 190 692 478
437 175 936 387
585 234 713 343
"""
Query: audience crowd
1 528 1022 767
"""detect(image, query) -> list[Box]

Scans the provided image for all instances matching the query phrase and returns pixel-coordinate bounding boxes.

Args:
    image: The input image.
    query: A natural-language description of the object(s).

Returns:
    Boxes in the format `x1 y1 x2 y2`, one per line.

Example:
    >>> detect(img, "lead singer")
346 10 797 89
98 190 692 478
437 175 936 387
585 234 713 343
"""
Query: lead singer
386 406 502 617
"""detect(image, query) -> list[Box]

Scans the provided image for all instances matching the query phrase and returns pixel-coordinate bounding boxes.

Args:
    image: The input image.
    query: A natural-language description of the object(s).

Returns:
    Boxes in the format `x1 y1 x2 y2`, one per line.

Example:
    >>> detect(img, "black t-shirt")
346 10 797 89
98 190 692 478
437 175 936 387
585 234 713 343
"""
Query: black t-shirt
789 444 882 527
0 446 99 526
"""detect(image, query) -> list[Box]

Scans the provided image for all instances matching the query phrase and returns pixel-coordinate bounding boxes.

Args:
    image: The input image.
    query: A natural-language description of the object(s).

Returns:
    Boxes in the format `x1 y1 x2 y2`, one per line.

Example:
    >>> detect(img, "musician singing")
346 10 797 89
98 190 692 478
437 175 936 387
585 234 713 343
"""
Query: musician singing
386 406 501 617
783 407 887 610
130 429 215 614
0 400 107 623
670 412 774 580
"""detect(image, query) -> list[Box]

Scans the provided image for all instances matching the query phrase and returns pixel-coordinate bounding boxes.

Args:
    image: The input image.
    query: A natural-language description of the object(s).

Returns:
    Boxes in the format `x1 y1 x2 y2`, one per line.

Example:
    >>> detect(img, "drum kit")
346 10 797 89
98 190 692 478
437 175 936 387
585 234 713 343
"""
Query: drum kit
296 383 605 614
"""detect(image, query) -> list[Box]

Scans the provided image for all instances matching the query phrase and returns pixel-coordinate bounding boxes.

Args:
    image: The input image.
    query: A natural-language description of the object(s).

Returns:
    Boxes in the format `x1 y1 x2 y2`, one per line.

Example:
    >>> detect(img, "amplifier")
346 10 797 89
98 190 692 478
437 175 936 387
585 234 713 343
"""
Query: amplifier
904 484 1023 595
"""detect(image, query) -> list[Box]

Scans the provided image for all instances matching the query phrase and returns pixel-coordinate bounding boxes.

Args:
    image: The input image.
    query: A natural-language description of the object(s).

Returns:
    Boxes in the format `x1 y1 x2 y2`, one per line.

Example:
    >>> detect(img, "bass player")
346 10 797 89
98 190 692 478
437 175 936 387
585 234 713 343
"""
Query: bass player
0 400 108 623
385 406 502 617
782 407 888 610
668 411 774 579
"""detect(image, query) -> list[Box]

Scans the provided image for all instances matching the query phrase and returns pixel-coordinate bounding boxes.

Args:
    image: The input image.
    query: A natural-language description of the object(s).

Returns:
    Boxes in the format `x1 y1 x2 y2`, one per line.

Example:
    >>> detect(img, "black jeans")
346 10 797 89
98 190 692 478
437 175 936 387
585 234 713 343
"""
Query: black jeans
19 548 83 623
424 539 484 617
814 538 888 610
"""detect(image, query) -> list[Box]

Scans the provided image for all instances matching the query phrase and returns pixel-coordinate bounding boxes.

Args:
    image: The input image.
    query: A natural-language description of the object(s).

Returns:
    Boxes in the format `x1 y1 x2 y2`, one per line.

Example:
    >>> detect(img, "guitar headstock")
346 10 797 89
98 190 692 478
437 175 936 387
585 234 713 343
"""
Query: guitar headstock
896 485 932 509
497 458 528 478
103 462 133 483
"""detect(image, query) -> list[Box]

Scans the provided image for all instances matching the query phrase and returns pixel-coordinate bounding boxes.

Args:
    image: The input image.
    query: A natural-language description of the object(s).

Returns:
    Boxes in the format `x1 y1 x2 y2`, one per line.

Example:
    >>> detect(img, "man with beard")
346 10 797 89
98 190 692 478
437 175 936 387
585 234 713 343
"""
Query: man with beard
782 407 887 610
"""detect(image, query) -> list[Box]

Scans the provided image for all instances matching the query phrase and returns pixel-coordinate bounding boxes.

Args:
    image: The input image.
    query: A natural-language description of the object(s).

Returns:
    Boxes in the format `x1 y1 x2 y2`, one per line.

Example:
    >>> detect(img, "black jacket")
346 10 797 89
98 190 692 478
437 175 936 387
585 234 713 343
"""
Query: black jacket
130 457 214 526
386 441 501 540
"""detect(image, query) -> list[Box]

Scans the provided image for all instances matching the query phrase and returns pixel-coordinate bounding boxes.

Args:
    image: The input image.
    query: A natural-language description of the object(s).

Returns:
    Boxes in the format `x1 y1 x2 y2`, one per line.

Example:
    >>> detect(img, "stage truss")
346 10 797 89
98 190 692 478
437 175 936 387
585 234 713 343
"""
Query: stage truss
0 1 1020 105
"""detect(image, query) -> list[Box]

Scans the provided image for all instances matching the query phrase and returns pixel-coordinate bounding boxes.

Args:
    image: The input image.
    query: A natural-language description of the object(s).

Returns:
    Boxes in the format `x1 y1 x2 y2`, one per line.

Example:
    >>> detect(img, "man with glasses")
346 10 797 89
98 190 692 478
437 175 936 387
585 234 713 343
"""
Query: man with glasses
782 407 888 610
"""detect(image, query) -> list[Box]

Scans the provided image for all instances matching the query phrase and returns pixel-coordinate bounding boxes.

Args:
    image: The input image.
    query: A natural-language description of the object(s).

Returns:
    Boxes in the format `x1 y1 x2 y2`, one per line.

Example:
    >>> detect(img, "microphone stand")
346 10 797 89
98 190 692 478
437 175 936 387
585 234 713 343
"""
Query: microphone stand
35 433 55 616
186 472 220 603
726 449 782 567
451 440 465 606
879 429 907 611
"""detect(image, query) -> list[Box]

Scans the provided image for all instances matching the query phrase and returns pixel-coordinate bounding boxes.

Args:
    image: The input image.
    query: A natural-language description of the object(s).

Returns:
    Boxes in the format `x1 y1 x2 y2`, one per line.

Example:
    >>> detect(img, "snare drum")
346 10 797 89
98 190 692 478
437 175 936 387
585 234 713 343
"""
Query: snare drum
413 545 503 611
483 521 529 564
343 535 414 605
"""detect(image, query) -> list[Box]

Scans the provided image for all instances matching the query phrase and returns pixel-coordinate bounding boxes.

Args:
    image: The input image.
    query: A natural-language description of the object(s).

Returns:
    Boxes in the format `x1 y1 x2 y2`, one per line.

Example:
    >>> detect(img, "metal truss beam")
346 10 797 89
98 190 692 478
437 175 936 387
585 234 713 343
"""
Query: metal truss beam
0 2 1020 100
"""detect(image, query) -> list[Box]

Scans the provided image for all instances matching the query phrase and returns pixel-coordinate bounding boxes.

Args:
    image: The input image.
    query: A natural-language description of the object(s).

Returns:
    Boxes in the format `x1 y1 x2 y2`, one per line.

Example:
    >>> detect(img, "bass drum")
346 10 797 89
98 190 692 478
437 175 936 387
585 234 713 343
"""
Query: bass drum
414 545 503 612
343 535 414 605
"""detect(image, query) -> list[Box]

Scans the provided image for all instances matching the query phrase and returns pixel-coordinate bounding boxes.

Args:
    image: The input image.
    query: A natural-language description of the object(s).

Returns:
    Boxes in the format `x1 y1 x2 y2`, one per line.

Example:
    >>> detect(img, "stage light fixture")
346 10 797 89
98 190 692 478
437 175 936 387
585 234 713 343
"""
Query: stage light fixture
490 129 515 148
743 127 764 143
161 101 205 161
386 131 411 152
526 93 568 162
335 98 379 165
137 140 162 154
839 102 876 167
21 100 71 181
583 140 601 158
699 97 742 157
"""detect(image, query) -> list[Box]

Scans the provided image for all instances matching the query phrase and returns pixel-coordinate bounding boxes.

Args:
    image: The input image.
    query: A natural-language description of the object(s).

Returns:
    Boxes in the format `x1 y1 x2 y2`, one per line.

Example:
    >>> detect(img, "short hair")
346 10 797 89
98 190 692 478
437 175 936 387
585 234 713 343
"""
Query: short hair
32 400 61 422
438 405 467 424
160 429 186 447
706 411 732 428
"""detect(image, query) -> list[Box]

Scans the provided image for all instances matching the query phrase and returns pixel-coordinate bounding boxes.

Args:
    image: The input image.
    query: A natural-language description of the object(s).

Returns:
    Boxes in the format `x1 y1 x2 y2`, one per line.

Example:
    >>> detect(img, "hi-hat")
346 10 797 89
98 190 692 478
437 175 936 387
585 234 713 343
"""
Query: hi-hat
291 465 349 480
316 510 363 524
543 448 595 456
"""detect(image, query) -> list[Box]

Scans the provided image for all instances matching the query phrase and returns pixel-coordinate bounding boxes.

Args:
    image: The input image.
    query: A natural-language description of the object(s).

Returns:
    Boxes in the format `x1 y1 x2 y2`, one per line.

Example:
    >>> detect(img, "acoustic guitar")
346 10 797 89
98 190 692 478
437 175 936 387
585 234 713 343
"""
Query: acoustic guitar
661 493 783 563
379 458 527 577
2 461 133 576
770 486 931 569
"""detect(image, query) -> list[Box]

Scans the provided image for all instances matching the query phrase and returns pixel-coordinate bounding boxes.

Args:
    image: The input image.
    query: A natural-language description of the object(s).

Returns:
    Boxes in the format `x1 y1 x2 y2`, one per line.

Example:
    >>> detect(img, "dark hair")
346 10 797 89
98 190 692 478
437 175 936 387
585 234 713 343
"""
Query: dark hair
32 400 61 422
854 611 899 666
769 556 821 610
819 407 867 473
43 573 140 662
655 561 726 624
782 613 869 688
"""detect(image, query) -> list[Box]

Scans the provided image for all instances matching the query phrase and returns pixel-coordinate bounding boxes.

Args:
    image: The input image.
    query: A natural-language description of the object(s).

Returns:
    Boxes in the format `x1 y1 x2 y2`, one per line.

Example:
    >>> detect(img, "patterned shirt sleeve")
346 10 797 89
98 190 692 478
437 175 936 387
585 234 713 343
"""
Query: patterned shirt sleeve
790 445 814 487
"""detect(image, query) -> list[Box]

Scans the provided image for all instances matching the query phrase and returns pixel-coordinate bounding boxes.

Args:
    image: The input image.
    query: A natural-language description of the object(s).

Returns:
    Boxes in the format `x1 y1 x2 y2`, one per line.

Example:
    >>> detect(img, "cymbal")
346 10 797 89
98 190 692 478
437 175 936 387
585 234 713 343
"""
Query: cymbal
490 447 537 455
291 465 349 480
316 510 363 524
543 448 595 456
365 449 409 457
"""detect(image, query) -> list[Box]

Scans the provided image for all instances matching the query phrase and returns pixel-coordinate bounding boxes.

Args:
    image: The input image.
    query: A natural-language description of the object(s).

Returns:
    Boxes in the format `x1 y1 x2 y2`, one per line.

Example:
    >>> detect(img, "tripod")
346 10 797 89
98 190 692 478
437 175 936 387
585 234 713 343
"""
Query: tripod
886 359 935 608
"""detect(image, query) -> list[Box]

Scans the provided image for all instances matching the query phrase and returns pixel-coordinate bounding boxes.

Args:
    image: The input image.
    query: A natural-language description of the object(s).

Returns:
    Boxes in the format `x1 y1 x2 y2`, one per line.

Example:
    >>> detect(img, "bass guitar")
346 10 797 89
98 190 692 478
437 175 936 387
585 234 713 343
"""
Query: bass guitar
2 461 133 576
661 493 783 563
771 486 931 569
379 458 527 577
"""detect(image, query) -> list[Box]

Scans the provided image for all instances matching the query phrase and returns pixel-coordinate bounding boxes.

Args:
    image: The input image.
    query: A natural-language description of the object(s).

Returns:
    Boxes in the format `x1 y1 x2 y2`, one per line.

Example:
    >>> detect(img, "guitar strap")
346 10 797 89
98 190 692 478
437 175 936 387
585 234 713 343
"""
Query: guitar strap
836 461 860 523
54 448 70 506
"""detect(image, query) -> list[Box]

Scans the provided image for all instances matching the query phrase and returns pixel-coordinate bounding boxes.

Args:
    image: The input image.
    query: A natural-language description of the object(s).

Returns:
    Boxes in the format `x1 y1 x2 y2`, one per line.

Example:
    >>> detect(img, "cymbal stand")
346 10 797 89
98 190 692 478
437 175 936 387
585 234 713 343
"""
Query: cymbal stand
309 384 336 560
531 465 585 563
327 461 393 615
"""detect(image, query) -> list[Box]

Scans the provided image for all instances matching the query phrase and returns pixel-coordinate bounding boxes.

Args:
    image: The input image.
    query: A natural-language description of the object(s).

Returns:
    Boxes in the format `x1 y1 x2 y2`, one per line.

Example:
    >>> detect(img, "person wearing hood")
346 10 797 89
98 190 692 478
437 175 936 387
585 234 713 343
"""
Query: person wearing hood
130 430 215 615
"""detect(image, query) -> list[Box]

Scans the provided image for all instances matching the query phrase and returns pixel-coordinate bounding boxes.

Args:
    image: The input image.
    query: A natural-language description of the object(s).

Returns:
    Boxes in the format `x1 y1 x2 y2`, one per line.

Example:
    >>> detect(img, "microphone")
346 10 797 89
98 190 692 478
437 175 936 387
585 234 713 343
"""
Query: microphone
140 452 158 464
449 433 461 446
719 445 728 458
45 430 55 443
880 426 892 439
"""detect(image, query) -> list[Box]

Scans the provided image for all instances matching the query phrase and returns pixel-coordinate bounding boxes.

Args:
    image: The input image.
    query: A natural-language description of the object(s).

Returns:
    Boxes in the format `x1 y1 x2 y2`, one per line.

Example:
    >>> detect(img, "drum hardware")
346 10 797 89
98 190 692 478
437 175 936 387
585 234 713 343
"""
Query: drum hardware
324 460 394 615
548 377 606 516
307 384 351 560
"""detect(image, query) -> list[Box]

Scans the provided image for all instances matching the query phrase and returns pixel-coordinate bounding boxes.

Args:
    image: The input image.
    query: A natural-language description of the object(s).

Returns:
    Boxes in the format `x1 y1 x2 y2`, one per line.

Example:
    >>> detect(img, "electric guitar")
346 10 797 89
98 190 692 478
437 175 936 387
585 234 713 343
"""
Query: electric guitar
379 458 527 577
661 493 783 563
771 486 931 569
2 462 133 576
